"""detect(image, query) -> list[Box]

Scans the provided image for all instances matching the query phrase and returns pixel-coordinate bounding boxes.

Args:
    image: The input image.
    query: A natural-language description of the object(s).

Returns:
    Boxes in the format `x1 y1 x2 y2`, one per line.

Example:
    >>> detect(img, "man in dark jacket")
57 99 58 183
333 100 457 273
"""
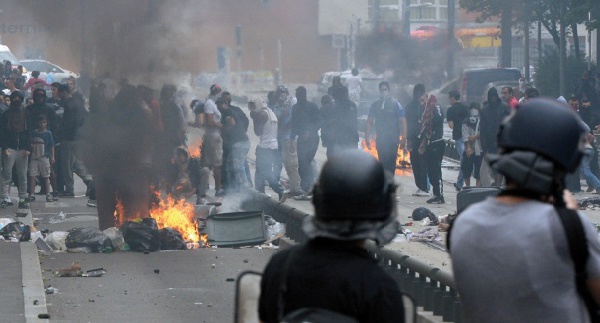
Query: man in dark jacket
291 86 320 194
446 90 469 191
365 81 407 174
58 84 93 198
330 86 358 153
480 87 510 186
405 84 429 196
0 91 31 208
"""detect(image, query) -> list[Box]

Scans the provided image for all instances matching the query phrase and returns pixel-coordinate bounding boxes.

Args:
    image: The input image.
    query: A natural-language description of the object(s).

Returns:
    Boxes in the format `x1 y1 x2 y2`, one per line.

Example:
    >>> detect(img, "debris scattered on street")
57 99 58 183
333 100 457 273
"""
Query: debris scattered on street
121 218 161 252
409 227 442 242
103 227 125 251
65 227 112 253
48 211 66 224
44 231 69 251
154 269 160 274
45 287 57 294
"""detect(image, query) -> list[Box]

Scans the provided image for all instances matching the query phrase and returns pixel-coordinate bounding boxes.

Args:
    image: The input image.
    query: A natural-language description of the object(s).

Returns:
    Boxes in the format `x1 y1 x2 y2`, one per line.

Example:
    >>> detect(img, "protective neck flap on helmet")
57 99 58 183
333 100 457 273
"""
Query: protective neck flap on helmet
489 151 561 195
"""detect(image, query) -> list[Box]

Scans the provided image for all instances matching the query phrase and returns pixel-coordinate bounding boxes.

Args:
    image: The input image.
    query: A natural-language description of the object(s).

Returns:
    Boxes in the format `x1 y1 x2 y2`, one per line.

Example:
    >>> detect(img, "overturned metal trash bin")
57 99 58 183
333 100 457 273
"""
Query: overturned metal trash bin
201 211 267 247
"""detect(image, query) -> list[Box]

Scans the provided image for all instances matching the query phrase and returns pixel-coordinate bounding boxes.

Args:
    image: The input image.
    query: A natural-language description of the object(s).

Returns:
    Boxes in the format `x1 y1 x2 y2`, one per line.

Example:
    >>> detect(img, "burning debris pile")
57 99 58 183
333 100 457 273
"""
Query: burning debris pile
113 192 209 249
361 136 411 175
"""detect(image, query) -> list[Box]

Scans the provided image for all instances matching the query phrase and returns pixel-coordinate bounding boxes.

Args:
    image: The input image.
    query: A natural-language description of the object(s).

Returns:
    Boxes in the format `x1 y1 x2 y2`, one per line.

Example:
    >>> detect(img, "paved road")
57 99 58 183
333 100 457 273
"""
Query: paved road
5 99 600 322
40 248 272 322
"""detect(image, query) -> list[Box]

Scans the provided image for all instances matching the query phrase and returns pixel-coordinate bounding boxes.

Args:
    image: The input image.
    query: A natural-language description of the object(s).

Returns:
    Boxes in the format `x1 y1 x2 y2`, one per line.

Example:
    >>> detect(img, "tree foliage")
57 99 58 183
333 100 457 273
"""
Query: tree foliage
534 48 595 97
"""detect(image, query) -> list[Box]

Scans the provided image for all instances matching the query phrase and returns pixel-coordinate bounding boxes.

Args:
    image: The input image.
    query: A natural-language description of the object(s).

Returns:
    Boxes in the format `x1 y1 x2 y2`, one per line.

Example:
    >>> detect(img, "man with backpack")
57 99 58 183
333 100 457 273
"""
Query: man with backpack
450 99 600 322
259 150 405 322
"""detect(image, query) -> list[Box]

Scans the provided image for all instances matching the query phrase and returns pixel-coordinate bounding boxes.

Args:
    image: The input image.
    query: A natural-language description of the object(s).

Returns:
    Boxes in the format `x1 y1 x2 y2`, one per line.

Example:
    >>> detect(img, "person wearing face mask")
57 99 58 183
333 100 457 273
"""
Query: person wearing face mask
461 103 483 187
480 87 510 187
0 91 32 209
365 81 407 174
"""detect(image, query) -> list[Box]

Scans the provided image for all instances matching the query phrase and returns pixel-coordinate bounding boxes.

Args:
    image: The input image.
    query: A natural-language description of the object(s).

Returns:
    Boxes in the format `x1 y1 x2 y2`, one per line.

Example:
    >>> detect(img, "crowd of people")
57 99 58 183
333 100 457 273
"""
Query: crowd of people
190 81 363 205
0 61 93 210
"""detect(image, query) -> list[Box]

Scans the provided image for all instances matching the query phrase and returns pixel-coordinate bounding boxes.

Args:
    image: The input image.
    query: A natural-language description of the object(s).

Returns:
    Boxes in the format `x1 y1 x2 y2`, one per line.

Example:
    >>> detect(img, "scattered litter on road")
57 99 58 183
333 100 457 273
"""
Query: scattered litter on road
154 269 160 274
0 218 14 230
121 218 161 252
45 287 57 294
65 227 112 253
211 263 216 268
35 237 53 252
49 211 66 224
33 300 39 305
38 314 50 319
409 227 442 242
44 231 69 251
411 207 434 221
159 227 187 250
55 263 107 277
56 262 82 277
103 227 125 251
83 268 107 277
0 221 30 241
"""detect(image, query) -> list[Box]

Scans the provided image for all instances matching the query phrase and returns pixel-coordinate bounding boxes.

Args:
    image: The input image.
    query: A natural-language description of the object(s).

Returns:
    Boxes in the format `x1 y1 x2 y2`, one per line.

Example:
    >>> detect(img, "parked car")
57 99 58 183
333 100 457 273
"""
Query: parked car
0 44 21 68
480 80 521 105
20 59 78 83
458 68 522 104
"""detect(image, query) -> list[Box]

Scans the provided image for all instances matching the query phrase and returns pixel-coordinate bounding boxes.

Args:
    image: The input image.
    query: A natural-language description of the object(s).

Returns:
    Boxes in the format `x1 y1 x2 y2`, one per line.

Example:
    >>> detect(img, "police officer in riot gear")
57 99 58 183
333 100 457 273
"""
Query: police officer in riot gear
450 99 600 322
258 150 405 323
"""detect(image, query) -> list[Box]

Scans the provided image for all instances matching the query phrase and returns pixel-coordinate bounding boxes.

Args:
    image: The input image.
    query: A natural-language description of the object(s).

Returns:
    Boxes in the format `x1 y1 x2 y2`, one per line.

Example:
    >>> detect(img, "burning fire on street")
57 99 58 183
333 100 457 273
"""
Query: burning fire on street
188 139 203 159
113 192 209 247
361 136 411 176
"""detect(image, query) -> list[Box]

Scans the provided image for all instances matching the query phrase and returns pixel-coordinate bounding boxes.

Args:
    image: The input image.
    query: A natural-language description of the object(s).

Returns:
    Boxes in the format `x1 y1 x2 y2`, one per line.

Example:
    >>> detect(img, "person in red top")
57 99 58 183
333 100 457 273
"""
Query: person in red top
501 86 519 110
23 71 49 97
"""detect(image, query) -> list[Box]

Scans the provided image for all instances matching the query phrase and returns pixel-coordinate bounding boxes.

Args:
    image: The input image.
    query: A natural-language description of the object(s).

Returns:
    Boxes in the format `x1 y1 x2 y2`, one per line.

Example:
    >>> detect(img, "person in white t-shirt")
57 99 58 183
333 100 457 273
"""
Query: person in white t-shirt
345 68 363 106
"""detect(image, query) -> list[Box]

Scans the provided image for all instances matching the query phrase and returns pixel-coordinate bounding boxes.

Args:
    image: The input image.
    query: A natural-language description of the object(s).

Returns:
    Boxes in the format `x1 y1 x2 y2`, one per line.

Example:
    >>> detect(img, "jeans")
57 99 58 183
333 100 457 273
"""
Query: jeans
227 140 250 191
580 147 600 190
297 135 319 192
455 138 465 187
60 140 92 194
255 146 284 196
376 136 399 175
1 149 28 200
275 139 301 192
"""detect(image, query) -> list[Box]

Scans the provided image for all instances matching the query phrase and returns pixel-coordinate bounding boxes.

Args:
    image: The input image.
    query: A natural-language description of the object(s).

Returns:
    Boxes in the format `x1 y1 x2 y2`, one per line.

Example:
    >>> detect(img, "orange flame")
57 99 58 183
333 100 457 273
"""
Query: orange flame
113 197 125 228
361 135 411 176
114 192 203 243
188 139 203 159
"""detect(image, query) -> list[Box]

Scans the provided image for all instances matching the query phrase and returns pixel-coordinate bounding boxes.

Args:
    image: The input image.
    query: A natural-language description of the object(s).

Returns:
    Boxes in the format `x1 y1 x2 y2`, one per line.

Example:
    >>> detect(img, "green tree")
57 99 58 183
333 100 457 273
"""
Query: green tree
534 49 595 97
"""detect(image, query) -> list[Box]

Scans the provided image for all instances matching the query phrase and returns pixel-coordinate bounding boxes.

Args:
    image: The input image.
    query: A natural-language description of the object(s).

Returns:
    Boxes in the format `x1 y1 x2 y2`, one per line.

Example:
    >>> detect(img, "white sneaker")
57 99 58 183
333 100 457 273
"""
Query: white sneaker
412 189 430 197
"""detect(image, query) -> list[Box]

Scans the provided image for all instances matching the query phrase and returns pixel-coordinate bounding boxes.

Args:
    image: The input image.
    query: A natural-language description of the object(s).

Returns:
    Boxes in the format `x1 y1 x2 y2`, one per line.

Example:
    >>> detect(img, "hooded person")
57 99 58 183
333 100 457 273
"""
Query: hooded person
479 87 510 186
419 95 445 204
259 150 405 323
405 84 429 196
450 98 600 323
0 90 32 208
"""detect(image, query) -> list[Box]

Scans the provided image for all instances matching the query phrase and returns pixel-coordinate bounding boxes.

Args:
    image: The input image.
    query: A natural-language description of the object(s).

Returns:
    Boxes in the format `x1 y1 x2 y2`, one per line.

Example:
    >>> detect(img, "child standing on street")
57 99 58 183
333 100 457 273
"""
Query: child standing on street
29 115 56 202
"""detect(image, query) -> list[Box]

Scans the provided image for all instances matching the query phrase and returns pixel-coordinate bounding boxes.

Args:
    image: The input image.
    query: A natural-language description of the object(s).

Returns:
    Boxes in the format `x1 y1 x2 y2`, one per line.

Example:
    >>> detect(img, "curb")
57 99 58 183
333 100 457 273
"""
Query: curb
19 209 49 322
